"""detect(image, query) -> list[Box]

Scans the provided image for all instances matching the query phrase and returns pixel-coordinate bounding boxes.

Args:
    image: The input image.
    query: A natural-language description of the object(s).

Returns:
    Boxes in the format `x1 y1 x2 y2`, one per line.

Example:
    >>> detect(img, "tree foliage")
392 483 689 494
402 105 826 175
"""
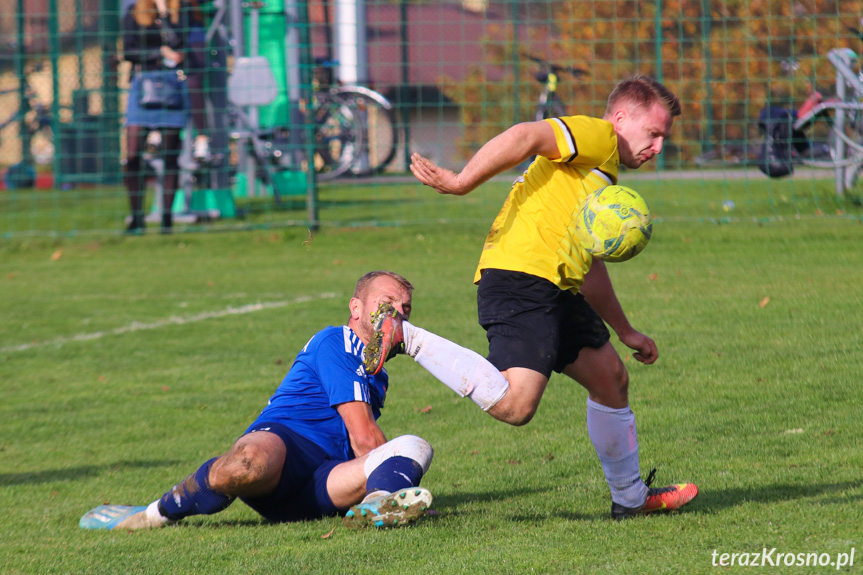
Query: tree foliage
441 0 863 165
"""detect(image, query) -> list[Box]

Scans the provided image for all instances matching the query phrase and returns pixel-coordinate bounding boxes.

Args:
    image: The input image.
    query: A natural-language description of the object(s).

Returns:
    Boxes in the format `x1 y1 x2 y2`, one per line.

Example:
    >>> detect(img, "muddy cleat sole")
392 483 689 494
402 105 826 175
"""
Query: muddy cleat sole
611 469 699 520
362 302 405 375
79 505 149 529
343 487 433 529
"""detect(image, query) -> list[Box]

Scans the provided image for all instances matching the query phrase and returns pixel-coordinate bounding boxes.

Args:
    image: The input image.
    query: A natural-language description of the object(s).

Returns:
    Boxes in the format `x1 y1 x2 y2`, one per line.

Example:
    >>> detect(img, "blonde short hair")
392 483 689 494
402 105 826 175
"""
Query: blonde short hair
353 271 414 299
606 74 681 118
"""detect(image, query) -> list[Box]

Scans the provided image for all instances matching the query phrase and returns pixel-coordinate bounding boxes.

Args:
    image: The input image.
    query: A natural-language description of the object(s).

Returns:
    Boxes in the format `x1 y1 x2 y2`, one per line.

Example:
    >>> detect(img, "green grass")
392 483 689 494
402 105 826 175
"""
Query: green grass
2 170 863 237
1 181 862 574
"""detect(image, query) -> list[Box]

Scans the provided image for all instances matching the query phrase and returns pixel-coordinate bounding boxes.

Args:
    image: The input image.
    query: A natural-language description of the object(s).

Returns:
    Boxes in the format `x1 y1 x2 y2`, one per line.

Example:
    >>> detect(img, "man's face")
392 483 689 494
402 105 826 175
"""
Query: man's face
349 275 412 344
611 101 674 169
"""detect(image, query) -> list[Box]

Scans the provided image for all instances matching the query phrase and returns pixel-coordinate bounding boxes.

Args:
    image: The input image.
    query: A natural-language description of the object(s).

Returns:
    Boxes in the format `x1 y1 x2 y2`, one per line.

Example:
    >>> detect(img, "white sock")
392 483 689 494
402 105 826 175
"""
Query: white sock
146 500 173 525
402 321 509 411
361 490 389 503
586 398 648 508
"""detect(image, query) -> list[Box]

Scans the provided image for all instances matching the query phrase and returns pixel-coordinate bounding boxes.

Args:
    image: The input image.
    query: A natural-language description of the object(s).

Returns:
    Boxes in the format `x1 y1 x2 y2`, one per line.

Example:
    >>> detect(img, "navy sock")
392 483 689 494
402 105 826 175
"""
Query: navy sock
366 456 424 495
158 457 235 521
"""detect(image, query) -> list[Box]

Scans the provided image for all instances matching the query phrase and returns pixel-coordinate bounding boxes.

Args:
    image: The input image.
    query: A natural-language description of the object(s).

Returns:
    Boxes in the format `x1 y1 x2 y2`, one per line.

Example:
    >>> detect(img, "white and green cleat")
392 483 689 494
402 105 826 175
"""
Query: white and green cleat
343 487 433 529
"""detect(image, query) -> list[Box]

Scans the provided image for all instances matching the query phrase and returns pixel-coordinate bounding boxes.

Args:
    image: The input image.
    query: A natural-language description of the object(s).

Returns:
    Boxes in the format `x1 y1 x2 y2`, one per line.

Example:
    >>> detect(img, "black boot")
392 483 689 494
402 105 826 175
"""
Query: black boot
125 214 145 235
161 212 173 234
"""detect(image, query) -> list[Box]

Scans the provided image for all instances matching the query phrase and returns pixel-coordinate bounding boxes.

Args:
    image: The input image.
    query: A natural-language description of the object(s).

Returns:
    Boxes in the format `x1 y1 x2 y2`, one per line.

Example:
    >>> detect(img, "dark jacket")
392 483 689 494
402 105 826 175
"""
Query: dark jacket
123 6 188 73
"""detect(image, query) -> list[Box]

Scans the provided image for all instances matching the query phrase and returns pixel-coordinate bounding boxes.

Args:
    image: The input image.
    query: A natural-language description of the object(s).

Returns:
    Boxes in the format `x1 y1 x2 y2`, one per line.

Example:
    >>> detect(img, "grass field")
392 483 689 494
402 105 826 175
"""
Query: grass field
1 179 862 574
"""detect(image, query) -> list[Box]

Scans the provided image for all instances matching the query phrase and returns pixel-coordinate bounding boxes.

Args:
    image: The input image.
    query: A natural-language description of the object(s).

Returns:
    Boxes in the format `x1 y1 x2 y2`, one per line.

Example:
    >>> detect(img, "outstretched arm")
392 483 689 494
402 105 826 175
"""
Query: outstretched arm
580 259 658 365
409 120 560 195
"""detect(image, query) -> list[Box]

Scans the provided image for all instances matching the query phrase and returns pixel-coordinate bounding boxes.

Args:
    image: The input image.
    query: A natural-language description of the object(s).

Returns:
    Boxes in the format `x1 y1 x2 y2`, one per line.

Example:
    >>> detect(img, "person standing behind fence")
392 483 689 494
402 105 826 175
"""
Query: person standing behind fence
122 0 190 234
182 0 212 163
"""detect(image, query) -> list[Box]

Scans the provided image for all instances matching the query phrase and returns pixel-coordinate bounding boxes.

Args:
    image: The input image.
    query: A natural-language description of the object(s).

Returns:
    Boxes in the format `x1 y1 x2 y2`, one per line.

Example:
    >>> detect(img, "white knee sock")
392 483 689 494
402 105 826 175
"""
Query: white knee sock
402 321 509 411
586 397 647 508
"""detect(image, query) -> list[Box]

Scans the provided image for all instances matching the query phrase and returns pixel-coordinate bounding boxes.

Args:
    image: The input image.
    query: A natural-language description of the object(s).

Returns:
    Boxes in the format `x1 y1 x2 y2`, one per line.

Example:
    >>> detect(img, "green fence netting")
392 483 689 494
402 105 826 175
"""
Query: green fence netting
1 0 862 237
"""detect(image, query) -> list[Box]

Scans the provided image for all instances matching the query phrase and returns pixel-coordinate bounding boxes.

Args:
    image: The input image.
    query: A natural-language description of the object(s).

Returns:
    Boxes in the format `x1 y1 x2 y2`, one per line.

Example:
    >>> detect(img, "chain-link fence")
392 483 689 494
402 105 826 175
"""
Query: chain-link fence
2 0 862 236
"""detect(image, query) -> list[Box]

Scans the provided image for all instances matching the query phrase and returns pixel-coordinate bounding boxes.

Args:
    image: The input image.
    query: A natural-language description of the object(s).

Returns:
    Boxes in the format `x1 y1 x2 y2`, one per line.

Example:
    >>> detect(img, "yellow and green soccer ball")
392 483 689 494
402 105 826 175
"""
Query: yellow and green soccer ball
574 185 652 262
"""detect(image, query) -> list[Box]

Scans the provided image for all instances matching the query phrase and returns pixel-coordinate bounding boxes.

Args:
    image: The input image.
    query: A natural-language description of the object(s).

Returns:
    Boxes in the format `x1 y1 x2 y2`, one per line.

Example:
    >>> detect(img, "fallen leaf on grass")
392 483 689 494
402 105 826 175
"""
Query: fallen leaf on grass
51 250 62 261
415 405 433 414
759 297 770 308
321 527 335 539
647 273 658 281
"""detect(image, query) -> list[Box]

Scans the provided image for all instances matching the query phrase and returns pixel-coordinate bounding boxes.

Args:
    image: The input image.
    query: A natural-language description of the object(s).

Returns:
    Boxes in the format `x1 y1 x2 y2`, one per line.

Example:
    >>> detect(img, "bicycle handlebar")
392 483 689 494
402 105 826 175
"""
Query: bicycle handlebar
525 54 588 79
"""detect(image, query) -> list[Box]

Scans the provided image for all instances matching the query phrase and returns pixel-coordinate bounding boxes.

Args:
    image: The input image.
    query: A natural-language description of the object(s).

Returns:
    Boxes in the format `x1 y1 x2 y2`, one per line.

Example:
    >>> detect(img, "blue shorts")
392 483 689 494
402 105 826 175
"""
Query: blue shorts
239 421 342 522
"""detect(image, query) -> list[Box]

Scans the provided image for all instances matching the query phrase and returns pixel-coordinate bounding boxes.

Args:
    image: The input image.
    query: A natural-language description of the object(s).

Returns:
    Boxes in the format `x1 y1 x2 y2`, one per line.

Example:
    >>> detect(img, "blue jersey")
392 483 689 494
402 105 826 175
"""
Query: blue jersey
251 325 388 461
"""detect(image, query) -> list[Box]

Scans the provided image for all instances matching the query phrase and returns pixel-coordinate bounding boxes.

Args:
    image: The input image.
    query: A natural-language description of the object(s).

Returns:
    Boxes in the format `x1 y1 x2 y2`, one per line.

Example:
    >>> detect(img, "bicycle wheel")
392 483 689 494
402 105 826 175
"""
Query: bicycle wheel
335 86 398 176
313 90 363 181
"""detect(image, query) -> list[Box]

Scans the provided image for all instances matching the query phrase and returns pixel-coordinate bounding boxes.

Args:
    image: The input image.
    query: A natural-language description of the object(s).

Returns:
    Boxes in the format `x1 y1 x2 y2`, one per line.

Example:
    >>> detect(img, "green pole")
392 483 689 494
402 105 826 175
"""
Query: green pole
16 0 32 171
701 0 713 157
100 0 122 183
654 0 665 170
511 0 520 127
297 0 318 229
48 0 61 181
399 0 410 171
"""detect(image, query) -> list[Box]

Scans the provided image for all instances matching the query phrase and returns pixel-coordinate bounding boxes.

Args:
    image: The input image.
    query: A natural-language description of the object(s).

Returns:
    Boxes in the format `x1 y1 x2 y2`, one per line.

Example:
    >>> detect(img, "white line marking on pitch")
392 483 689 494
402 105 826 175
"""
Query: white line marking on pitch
1 293 339 353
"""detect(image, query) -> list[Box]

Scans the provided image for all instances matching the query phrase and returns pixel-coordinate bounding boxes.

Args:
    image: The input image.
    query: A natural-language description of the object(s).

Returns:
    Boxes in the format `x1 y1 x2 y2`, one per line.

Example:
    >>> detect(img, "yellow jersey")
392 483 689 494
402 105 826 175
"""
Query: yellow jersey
474 115 620 293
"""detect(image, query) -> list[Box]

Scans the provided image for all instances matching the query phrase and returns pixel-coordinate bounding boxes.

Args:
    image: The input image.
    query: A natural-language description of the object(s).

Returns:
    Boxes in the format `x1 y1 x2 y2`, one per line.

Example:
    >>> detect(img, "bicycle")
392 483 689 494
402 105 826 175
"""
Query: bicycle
758 47 863 193
312 61 398 180
224 62 396 184
0 63 55 187
516 55 587 171
526 54 588 121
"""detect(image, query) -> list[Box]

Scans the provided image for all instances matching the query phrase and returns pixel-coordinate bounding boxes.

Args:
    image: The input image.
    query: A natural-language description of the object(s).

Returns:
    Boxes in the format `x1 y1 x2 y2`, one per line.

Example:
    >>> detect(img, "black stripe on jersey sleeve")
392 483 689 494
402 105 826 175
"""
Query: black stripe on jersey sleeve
559 119 578 163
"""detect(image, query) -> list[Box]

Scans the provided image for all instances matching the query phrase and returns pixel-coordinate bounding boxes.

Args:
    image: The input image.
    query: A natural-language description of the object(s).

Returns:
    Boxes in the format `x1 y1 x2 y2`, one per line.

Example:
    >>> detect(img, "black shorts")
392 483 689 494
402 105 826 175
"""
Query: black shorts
476 269 610 378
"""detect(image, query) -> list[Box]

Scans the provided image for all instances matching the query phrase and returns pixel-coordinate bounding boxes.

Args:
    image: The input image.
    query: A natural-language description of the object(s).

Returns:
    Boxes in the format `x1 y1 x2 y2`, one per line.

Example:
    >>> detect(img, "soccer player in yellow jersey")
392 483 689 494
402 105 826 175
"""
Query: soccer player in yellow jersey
365 75 698 519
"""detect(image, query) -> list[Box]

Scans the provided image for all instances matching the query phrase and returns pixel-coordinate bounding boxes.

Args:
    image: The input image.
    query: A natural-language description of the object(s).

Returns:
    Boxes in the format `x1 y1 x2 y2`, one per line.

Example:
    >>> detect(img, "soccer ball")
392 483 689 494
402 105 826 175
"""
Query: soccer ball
574 185 652 262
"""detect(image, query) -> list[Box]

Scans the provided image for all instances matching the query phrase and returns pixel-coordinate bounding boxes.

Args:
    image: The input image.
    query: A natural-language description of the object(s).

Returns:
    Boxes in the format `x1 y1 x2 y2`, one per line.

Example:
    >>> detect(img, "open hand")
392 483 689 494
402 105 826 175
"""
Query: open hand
409 153 468 195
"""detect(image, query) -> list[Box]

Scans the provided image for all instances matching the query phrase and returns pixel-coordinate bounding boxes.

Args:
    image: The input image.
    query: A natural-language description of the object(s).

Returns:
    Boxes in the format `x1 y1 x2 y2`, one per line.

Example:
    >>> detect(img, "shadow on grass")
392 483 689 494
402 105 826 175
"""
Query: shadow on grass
687 480 863 514
426 479 863 524
0 459 182 486
429 486 596 522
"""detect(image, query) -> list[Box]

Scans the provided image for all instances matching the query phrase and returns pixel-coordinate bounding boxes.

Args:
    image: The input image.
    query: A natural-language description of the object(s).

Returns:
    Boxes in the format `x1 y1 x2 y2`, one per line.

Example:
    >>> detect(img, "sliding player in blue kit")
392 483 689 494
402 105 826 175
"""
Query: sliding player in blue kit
80 271 433 530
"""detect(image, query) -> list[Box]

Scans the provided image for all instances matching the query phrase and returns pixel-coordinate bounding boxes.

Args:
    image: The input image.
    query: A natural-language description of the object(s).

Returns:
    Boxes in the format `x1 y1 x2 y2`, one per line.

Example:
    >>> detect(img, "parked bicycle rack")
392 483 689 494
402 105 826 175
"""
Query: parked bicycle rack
793 48 863 194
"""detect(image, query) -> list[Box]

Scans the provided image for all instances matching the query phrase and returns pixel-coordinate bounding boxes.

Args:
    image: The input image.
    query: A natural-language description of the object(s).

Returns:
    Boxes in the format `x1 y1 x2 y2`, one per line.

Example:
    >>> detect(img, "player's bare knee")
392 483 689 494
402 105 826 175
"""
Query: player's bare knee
601 363 630 405
613 362 630 397
490 400 538 426
209 444 270 492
